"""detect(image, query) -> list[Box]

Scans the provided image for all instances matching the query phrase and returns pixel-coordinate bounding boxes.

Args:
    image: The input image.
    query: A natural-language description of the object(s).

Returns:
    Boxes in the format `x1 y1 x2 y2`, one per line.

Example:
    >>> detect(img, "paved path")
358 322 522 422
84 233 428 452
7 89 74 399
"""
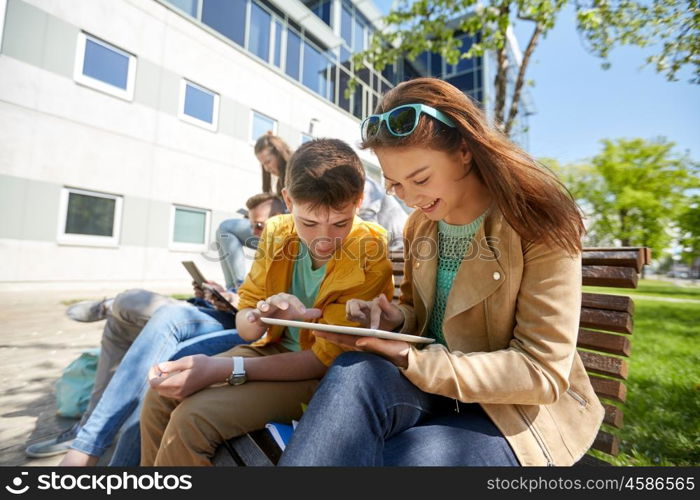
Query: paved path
0 287 186 466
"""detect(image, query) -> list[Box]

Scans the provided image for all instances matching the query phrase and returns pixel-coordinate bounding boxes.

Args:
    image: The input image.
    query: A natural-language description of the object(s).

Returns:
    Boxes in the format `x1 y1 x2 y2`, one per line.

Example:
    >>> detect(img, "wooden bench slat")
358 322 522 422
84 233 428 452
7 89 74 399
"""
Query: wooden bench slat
577 329 632 356
578 350 629 380
602 403 624 428
227 433 276 466
589 376 627 403
582 293 634 314
591 430 620 456
579 307 633 334
582 250 645 273
582 265 639 288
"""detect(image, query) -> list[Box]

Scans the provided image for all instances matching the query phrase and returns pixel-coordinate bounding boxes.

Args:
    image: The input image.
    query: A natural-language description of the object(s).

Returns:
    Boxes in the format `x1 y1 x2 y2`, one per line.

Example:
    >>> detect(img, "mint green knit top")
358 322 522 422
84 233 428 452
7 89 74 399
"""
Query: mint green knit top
427 212 487 345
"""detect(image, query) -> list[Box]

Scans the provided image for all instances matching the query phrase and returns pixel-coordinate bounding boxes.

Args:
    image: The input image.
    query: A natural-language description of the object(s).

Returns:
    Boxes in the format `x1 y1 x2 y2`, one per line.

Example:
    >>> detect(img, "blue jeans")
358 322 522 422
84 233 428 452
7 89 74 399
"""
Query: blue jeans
279 352 520 466
71 303 245 466
216 218 259 289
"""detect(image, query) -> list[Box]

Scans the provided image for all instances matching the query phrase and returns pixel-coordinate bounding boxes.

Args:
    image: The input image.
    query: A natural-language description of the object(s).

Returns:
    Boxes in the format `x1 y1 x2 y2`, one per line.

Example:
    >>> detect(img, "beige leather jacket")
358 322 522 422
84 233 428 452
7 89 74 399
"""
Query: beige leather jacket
397 206 604 466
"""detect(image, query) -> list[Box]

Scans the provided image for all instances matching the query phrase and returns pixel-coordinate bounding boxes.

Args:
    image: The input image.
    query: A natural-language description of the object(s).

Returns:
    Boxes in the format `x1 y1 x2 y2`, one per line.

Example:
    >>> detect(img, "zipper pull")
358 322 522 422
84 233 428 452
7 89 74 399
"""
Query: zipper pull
454 399 460 413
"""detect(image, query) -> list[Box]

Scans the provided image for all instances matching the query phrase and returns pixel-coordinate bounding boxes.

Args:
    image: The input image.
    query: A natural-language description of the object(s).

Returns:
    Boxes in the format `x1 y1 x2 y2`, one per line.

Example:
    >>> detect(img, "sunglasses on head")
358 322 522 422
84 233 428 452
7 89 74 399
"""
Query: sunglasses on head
360 103 456 141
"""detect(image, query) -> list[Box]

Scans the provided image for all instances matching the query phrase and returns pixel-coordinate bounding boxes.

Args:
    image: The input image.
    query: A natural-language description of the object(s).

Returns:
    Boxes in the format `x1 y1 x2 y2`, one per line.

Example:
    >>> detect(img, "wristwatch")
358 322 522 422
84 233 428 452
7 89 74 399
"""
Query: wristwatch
226 356 247 386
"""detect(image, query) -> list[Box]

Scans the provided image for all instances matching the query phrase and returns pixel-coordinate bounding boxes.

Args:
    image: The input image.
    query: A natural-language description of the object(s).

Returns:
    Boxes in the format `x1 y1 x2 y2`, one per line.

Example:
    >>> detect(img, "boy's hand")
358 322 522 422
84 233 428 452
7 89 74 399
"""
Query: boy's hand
244 293 321 327
206 290 240 312
147 354 230 400
346 294 404 331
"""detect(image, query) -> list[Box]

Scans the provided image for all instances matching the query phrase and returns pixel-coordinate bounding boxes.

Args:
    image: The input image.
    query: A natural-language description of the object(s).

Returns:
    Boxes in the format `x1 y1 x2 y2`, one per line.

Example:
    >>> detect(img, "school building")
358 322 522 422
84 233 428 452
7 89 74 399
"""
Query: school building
0 0 529 289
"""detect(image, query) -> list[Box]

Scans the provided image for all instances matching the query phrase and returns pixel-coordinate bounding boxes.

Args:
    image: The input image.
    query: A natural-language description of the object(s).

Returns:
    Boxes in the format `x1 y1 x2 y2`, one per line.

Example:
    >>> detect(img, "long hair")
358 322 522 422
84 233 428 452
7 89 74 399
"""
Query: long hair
254 132 293 195
361 78 585 255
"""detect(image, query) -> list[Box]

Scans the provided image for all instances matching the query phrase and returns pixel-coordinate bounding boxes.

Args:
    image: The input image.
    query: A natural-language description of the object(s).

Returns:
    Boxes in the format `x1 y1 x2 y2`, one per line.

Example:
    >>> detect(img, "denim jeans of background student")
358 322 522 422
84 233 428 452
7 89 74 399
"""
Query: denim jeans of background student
70 303 245 465
278 352 520 466
216 218 259 290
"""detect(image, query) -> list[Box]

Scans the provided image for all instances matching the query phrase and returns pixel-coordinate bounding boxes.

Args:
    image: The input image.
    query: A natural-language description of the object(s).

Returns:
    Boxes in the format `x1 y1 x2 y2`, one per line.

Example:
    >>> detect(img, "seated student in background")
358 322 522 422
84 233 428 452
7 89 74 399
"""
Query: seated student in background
139 138 394 466
44 194 284 466
216 133 292 290
360 176 408 253
278 78 604 466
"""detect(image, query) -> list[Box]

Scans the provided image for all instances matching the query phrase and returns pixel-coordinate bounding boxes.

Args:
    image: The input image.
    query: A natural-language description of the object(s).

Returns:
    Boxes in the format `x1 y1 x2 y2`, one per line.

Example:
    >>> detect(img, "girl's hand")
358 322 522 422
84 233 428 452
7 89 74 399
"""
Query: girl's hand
312 330 410 369
147 354 229 400
346 294 404 331
244 293 322 328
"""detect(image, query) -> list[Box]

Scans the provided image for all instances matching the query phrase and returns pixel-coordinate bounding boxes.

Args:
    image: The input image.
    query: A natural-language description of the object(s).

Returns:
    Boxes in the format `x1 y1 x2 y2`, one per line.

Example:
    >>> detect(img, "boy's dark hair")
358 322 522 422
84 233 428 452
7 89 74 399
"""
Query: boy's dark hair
285 138 365 211
245 193 287 216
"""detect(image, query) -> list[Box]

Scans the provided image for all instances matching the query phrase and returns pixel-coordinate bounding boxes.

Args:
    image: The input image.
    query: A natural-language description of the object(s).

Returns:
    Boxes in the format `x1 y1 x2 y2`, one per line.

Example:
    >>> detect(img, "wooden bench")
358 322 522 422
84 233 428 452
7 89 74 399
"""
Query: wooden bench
215 246 651 466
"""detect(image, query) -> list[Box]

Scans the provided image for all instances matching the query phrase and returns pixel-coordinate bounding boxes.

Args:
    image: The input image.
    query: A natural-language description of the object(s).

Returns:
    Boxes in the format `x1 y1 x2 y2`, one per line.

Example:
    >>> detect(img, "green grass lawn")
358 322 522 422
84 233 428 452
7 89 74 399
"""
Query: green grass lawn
584 281 700 466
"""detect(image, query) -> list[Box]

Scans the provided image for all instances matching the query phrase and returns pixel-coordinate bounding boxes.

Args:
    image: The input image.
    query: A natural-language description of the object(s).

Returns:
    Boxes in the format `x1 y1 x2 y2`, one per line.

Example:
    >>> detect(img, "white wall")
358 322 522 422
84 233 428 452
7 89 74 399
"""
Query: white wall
0 0 378 288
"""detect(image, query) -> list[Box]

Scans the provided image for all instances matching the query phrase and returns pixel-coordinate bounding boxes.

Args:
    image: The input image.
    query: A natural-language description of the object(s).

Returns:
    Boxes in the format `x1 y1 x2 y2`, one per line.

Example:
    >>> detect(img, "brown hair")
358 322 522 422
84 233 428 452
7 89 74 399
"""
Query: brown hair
254 132 293 195
285 138 365 212
361 78 585 255
245 193 287 216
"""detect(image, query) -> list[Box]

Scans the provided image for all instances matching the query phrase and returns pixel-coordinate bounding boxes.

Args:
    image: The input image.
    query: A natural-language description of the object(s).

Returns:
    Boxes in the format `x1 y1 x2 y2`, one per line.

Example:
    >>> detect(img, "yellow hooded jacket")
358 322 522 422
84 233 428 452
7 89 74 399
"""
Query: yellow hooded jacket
237 214 395 366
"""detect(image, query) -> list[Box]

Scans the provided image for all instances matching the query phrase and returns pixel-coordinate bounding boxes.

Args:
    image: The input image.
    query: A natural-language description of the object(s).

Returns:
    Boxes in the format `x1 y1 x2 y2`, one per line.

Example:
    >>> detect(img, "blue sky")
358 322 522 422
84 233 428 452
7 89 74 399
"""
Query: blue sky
372 1 699 165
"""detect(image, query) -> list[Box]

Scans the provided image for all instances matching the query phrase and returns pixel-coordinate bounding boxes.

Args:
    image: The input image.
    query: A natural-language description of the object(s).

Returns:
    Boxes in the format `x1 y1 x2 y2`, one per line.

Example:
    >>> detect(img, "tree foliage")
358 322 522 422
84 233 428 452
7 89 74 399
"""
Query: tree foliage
556 138 698 254
575 0 700 84
678 196 700 263
353 0 698 138
353 0 566 135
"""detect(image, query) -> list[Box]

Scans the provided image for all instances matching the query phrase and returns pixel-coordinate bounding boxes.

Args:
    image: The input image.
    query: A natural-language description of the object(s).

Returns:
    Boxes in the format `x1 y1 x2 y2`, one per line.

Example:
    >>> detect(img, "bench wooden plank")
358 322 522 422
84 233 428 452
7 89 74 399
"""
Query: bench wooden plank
582 265 639 288
602 403 624 428
589 376 627 403
228 433 275 466
579 307 633 334
582 293 634 314
592 430 620 456
582 250 645 273
577 329 632 356
578 350 629 380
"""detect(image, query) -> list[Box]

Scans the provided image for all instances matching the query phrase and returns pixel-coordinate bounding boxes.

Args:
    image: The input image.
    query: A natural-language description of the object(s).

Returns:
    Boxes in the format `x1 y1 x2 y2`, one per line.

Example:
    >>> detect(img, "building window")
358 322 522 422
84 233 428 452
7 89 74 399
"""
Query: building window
249 1 271 61
303 41 329 98
73 33 136 101
251 111 277 142
273 19 283 68
57 188 123 247
178 79 219 130
201 0 247 47
304 0 331 26
285 28 301 80
170 205 211 251
167 0 198 16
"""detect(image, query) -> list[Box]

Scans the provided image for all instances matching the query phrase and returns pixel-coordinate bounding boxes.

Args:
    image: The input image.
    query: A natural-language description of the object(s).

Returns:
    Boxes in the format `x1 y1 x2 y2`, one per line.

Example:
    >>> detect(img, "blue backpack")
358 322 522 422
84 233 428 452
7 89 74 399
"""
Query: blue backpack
55 348 100 418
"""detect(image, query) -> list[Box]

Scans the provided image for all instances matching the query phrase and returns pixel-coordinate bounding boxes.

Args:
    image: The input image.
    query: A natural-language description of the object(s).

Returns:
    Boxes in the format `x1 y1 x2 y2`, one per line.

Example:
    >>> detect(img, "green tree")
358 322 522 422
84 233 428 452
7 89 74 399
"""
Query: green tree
575 0 700 84
353 0 698 137
354 0 567 136
678 196 700 265
561 138 698 256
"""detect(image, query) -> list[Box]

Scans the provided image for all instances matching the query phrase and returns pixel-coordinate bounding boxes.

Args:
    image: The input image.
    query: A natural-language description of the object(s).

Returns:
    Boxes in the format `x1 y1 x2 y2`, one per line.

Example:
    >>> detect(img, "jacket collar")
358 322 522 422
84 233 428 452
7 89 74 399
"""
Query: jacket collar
266 215 378 299
411 205 507 333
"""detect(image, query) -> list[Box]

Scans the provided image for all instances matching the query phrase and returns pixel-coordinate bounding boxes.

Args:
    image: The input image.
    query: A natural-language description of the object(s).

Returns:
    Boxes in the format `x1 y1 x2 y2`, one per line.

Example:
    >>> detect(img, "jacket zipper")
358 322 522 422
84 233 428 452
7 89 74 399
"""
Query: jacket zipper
567 388 588 407
516 405 555 466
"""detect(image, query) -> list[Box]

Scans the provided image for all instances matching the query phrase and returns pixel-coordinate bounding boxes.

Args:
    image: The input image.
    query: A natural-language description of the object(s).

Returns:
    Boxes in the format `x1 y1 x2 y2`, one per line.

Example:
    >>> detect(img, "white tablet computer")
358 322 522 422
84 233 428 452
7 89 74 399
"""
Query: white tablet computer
260 317 434 344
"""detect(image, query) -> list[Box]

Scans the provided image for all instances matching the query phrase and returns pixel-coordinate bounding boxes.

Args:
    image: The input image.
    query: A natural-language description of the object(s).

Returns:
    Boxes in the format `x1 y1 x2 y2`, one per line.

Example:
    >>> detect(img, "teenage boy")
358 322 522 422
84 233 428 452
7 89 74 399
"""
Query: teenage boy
140 138 394 466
